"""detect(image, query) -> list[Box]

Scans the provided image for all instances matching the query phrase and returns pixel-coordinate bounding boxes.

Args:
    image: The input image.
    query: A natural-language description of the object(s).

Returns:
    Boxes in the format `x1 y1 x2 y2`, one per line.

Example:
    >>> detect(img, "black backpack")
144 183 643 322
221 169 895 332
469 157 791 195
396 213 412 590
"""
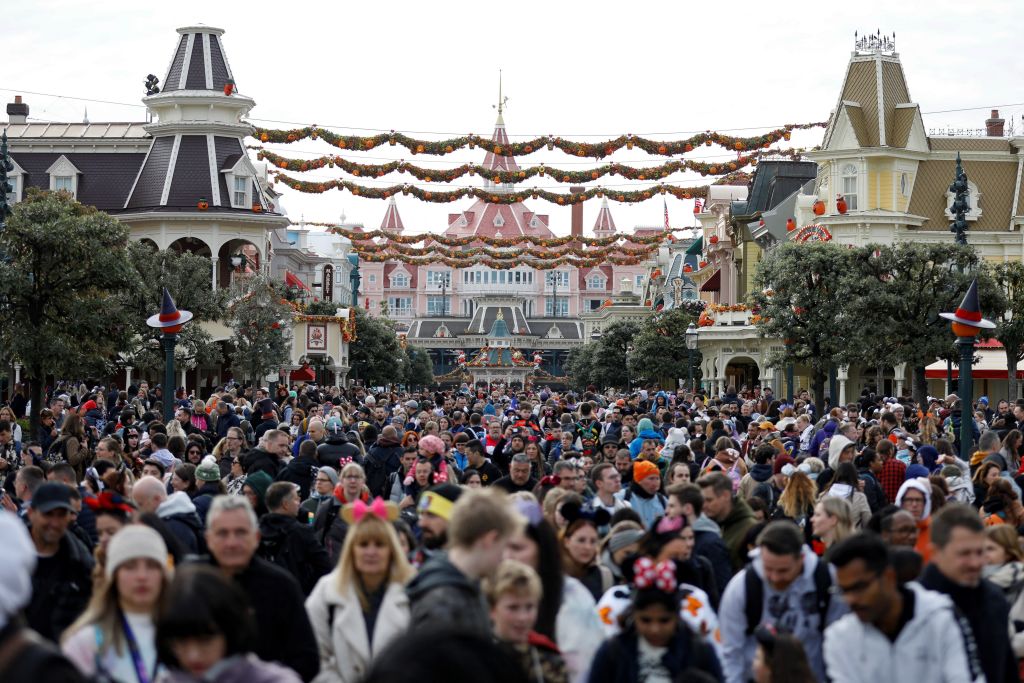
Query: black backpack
257 532 292 571
363 453 389 498
743 557 832 635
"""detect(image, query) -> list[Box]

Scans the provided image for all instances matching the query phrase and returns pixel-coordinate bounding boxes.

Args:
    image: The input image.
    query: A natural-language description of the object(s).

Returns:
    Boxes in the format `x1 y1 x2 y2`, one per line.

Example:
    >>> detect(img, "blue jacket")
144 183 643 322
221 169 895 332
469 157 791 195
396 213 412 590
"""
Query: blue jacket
628 429 665 459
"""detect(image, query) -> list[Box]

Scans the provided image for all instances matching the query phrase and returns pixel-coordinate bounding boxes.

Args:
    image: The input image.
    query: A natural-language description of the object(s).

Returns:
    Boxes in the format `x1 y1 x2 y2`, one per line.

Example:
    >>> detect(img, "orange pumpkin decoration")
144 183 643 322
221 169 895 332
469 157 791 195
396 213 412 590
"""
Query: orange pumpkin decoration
494 146 502 154
337 140 346 149
197 198 208 211
684 143 693 152
287 134 297 142
591 171 599 180
604 299 613 307
836 195 848 214
260 133 268 142
705 140 712 146
786 218 797 232
524 145 533 153
709 235 719 244
813 199 826 216
684 264 693 273
734 142 744 151
952 322 981 338
699 260 709 268
252 203 262 213
576 149 585 157
784 131 792 141
658 145 668 154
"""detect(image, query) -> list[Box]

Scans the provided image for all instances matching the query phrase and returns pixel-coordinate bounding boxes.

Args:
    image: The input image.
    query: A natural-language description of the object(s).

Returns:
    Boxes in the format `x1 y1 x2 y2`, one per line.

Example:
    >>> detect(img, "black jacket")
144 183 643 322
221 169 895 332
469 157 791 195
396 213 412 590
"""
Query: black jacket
317 436 363 472
492 475 538 494
215 411 241 441
588 624 723 683
406 553 490 634
257 513 331 596
25 533 94 641
243 447 281 479
692 526 732 601
276 452 319 501
206 555 320 682
362 439 403 497
919 563 1017 683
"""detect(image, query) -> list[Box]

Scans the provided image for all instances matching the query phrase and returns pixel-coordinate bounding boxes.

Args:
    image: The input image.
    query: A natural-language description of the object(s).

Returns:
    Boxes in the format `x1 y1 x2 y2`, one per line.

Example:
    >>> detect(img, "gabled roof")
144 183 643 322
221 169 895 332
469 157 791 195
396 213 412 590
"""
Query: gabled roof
481 113 519 173
161 26 235 94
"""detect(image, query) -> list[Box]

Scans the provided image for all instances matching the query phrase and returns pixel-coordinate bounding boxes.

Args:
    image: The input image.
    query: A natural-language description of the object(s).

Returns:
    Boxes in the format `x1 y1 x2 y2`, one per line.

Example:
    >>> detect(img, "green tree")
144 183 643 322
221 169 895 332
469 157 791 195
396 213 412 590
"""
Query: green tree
986 261 1024 400
589 321 642 390
121 242 225 378
0 190 140 432
749 242 861 416
303 299 342 316
226 276 293 386
349 308 403 387
403 346 435 388
628 308 701 388
565 343 596 390
849 243 983 404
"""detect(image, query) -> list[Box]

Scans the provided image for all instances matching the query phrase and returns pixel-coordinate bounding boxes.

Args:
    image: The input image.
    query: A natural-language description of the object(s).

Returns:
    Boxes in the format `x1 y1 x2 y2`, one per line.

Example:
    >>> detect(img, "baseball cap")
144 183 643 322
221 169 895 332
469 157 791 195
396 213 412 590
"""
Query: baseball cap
31 483 75 513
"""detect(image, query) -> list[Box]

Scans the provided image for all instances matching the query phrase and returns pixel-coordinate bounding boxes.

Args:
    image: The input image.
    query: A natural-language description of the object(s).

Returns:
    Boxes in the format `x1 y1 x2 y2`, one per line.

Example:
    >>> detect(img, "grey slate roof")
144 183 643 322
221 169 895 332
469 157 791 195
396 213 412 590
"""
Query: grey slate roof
162 30 234 93
167 135 211 206
13 152 146 212
730 160 817 219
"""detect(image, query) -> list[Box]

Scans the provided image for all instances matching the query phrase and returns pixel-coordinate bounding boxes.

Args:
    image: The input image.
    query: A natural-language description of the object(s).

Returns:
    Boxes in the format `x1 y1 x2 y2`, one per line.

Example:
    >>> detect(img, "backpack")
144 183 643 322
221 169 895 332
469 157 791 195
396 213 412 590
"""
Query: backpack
45 436 71 465
257 532 292 571
363 452 389 499
743 557 832 636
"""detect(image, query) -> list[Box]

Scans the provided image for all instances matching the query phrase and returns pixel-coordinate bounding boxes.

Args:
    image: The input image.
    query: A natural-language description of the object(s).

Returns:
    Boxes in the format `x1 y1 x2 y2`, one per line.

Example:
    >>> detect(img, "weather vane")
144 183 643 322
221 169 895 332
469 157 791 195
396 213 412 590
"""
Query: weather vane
493 69 509 115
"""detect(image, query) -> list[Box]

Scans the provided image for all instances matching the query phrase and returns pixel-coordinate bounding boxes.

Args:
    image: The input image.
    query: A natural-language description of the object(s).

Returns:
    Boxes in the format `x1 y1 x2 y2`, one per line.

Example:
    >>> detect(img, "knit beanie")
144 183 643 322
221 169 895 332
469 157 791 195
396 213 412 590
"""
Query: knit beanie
633 460 660 481
105 525 169 579
318 466 339 486
245 470 274 504
195 455 221 482
637 418 655 434
608 528 645 554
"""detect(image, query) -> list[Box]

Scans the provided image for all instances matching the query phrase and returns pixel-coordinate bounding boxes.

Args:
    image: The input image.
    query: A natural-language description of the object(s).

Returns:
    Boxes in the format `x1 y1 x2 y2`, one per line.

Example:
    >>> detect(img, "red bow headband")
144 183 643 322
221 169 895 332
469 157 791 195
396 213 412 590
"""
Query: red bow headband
632 557 678 593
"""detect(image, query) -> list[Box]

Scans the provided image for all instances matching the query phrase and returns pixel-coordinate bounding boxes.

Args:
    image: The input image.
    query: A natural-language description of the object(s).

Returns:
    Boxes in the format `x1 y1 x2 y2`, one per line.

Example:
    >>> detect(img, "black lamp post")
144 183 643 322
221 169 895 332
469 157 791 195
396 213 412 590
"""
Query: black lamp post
146 288 193 423
940 279 993 460
0 131 12 228
949 152 970 246
685 323 698 391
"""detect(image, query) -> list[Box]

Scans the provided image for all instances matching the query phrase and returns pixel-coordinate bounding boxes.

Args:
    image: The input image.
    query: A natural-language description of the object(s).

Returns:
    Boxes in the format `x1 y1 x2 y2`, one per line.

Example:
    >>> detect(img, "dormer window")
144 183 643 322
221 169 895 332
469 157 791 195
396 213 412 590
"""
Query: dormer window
232 176 249 208
529 217 539 228
840 163 859 211
493 213 505 227
391 272 410 288
221 155 259 209
5 159 23 205
47 155 81 198
587 274 606 290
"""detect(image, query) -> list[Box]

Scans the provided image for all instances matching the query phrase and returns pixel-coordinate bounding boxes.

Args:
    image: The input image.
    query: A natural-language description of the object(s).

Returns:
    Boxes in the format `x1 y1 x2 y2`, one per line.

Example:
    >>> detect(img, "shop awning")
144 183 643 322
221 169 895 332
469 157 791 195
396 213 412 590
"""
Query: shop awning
925 346 1024 380
685 236 703 255
699 269 721 292
285 270 314 293
290 365 316 382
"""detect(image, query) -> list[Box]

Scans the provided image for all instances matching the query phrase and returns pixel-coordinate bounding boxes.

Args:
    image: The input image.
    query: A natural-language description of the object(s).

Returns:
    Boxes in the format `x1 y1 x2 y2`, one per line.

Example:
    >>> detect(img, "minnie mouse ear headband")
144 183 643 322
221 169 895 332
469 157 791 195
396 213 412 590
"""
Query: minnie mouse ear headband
632 557 678 593
559 501 611 527
341 497 399 524
84 491 136 515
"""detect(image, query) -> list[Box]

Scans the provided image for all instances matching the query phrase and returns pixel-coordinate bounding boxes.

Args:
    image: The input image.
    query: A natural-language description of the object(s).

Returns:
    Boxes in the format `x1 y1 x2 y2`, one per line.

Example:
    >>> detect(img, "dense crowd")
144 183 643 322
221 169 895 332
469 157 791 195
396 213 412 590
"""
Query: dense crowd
0 379 1022 682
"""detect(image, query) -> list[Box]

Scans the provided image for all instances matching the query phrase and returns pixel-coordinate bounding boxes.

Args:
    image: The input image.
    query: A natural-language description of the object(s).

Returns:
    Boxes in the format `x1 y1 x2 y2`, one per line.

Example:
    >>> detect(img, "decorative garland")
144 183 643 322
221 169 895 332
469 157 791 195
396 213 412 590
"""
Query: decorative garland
252 122 825 158
317 226 681 247
253 147 804 183
377 241 658 260
356 251 649 269
271 170 711 205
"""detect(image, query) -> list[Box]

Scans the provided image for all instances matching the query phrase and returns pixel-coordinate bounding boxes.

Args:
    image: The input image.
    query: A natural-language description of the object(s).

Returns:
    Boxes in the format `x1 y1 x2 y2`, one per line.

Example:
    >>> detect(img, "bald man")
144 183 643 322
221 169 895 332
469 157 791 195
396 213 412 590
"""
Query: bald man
133 475 204 554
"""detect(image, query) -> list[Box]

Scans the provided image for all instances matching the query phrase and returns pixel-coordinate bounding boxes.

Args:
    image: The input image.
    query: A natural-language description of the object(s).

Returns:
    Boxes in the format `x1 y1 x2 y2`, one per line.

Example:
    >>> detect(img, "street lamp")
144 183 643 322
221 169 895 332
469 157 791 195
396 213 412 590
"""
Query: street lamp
146 288 193 423
685 322 699 391
940 279 994 460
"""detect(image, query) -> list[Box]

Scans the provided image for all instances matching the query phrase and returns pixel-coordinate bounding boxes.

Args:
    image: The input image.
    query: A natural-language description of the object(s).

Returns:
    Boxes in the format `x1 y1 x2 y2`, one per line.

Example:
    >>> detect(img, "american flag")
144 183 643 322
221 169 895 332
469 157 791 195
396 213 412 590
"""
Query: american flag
663 199 670 229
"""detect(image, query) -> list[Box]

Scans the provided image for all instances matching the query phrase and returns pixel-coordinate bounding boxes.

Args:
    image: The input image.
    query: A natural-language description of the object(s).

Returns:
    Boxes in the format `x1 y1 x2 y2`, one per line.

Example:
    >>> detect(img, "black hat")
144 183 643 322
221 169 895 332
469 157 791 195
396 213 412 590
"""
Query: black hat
31 483 75 513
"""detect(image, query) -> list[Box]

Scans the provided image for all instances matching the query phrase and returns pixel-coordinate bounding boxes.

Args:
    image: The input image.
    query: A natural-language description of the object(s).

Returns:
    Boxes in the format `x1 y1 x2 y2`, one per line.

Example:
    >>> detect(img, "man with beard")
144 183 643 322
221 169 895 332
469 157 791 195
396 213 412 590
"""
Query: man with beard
414 483 463 564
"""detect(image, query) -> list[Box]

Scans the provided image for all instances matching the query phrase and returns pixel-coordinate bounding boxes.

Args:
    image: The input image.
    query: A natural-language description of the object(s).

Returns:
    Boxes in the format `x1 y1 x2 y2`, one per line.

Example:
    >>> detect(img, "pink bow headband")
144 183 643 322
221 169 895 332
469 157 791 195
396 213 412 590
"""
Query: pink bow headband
342 497 398 524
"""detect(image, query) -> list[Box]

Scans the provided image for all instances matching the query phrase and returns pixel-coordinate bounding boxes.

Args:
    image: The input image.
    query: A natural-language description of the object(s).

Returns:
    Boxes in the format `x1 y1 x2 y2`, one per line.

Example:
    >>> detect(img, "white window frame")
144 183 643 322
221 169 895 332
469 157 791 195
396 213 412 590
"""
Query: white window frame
547 271 570 288
46 155 81 198
368 274 377 284
635 275 645 289
426 295 450 315
586 274 606 290
221 156 259 209
493 213 505 227
6 159 24 204
232 175 249 208
545 299 570 317
388 296 412 316
840 163 859 211
390 272 410 288
944 180 983 222
426 270 451 288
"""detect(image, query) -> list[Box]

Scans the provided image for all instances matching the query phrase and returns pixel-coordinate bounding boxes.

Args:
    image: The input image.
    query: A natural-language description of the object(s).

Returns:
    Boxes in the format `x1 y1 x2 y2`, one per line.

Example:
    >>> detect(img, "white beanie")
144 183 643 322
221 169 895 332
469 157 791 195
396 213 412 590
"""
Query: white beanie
0 511 36 630
106 525 170 580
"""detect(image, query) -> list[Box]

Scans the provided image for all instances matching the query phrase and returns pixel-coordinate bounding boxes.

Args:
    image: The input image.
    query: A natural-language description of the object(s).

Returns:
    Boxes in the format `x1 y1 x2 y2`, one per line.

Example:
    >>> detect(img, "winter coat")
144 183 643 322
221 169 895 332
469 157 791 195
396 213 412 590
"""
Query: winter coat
587 624 723 683
615 482 666 529
627 429 665 459
25 533 94 641
719 547 848 683
719 496 757 573
693 513 733 597
157 491 205 556
155 654 301 683
276 452 319 501
919 563 1016 683
361 438 403 498
317 436 363 472
305 573 410 683
192 481 224 525
215 411 241 442
738 463 773 501
824 582 982 683
405 553 490 634
809 420 837 460
821 484 872 529
557 577 606 683
243 447 281 479
202 556 319 682
258 512 331 596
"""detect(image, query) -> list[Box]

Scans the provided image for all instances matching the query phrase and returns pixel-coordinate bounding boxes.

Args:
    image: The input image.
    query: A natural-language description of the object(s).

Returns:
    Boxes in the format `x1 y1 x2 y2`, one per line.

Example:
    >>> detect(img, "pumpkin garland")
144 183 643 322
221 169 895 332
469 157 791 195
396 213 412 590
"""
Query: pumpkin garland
253 147 806 184
252 122 825 159
316 226 686 247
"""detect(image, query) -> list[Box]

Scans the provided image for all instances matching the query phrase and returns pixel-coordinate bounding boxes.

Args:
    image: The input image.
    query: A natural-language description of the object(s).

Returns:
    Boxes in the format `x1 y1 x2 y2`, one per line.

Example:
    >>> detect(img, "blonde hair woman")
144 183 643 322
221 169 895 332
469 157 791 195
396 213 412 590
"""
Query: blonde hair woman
811 496 854 553
305 499 414 682
62 526 170 680
777 470 819 543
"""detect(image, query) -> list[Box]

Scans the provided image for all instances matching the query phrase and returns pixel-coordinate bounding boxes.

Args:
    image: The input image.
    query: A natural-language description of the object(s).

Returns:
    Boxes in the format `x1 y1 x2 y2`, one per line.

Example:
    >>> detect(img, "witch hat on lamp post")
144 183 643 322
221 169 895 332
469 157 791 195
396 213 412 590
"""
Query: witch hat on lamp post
939 279 995 337
146 288 193 335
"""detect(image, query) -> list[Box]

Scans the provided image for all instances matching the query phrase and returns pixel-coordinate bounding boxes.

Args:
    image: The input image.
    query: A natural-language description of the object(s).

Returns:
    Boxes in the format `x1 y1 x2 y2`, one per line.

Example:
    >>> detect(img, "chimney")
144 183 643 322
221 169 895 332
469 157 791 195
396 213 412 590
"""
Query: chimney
986 109 1005 137
570 185 584 237
6 95 28 124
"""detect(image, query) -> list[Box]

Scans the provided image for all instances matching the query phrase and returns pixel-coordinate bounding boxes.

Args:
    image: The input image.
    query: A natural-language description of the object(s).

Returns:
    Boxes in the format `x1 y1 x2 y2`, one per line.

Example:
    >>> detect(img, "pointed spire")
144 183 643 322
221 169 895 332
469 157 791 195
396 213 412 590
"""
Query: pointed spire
593 198 617 236
483 71 518 174
494 69 508 126
83 106 89 124
380 195 405 232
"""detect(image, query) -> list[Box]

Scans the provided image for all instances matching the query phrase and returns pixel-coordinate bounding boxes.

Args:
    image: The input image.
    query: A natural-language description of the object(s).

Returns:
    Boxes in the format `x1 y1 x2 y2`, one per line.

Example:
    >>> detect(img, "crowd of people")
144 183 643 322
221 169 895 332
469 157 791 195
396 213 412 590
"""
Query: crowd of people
1 378 1023 682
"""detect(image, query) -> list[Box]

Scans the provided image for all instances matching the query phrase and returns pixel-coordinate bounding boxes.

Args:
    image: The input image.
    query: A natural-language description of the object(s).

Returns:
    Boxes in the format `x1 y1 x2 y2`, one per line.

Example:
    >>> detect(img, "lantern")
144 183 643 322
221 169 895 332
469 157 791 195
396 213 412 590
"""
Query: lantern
836 194 848 214
786 218 796 232
813 199 826 216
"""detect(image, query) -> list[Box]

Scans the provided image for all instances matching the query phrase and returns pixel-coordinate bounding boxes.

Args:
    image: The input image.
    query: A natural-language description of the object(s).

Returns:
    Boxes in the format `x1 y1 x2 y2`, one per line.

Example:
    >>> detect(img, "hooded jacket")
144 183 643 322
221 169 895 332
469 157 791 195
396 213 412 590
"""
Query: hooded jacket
919 564 1015 683
317 434 362 472
738 463 773 501
157 491 204 556
827 434 856 470
628 418 665 459
823 582 982 683
405 553 490 634
719 547 848 683
810 420 838 460
895 478 933 563
362 437 403 498
243 446 281 479
615 481 665 529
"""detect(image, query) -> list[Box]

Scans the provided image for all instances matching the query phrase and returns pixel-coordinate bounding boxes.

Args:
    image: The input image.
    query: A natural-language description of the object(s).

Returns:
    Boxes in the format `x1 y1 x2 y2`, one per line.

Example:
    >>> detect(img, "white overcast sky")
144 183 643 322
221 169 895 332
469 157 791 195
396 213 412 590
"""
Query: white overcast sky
6 0 1024 236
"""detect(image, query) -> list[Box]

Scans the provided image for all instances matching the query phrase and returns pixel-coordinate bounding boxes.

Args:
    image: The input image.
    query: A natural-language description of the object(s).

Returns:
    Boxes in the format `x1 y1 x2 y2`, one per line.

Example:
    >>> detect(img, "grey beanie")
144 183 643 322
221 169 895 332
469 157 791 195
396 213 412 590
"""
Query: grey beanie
318 466 339 486
607 528 645 554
